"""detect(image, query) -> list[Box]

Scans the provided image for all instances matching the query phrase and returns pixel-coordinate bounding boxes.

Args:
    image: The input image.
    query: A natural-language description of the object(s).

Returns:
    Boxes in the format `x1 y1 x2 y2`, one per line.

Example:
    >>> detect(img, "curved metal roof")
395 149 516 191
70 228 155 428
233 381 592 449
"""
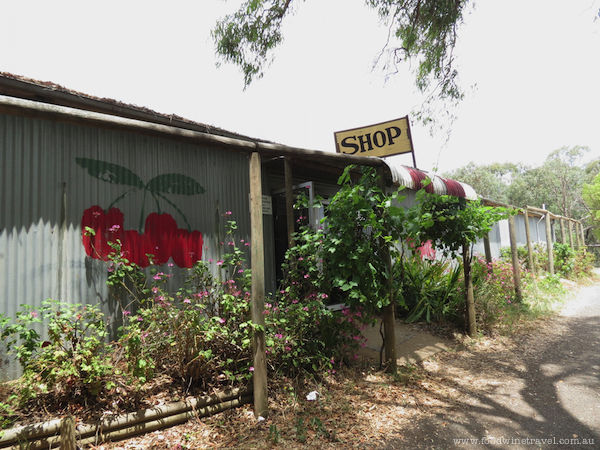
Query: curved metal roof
384 161 478 200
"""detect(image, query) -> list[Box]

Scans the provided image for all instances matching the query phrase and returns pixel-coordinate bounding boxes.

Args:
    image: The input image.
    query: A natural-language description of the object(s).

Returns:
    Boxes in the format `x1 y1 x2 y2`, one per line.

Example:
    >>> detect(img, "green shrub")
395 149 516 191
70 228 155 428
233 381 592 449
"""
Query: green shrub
470 256 528 333
270 213 372 377
397 254 461 323
554 242 576 277
1 300 114 400
116 216 254 387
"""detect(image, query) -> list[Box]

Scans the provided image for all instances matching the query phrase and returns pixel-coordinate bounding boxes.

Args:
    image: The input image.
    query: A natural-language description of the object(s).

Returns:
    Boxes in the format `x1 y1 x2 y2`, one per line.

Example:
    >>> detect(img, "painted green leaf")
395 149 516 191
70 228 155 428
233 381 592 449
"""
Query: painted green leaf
75 158 144 188
146 174 205 195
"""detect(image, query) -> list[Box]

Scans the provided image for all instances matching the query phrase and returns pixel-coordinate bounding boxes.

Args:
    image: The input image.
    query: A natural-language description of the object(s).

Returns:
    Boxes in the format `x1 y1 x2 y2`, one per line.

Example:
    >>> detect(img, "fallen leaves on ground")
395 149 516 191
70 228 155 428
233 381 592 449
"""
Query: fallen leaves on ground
89 315 567 449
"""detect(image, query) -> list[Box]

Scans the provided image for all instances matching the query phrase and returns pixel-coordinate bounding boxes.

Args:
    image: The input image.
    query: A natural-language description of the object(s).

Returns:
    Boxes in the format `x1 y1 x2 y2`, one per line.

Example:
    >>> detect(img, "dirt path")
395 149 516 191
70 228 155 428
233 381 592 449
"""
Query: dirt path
379 282 600 449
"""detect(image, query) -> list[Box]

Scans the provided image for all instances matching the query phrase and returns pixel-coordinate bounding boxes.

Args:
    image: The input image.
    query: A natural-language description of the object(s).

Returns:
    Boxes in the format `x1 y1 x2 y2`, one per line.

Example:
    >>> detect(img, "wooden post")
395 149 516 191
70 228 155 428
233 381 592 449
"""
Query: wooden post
579 221 586 249
568 219 574 248
60 416 76 450
463 243 477 337
508 215 523 302
560 217 566 244
249 152 268 418
545 213 554 276
378 167 397 373
483 234 493 272
524 208 535 276
284 158 295 249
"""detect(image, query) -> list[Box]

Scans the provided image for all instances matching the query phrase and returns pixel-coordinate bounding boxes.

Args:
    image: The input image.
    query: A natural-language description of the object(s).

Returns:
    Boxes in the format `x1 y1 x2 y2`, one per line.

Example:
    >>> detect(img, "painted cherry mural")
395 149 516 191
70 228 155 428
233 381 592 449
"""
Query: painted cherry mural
77 158 205 268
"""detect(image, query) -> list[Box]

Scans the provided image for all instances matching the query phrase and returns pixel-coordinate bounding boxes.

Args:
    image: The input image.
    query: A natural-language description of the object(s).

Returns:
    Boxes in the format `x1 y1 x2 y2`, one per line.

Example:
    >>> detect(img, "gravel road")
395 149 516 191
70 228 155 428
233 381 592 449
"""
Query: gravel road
380 280 600 449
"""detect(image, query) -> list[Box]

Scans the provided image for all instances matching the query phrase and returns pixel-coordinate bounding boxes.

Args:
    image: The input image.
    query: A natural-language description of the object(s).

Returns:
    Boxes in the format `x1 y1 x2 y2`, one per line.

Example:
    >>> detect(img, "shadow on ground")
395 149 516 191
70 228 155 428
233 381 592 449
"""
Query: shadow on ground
375 303 600 449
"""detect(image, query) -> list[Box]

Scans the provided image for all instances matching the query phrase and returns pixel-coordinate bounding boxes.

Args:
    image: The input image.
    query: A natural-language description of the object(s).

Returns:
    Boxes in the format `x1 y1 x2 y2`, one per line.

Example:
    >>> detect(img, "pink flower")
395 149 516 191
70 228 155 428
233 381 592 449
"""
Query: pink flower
249 366 254 372
30 310 38 318
183 298 191 304
219 318 226 324
216 260 224 266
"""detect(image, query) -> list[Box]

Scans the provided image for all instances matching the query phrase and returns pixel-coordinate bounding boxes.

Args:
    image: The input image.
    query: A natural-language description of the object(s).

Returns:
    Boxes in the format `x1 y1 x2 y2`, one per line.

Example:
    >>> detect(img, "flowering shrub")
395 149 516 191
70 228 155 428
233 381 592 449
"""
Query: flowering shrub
117 214 254 387
267 220 371 378
469 255 529 332
265 288 369 378
1 300 114 401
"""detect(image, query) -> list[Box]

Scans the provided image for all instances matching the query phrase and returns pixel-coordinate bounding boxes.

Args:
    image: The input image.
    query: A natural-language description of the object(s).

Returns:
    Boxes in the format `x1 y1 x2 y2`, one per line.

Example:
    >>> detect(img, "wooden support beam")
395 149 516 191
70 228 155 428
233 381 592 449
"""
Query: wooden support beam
524 207 535 276
545 213 554 276
250 152 268 418
463 243 477 337
579 221 586 249
568 220 574 248
60 416 76 450
508 215 523 302
284 158 295 249
483 233 493 271
378 167 397 373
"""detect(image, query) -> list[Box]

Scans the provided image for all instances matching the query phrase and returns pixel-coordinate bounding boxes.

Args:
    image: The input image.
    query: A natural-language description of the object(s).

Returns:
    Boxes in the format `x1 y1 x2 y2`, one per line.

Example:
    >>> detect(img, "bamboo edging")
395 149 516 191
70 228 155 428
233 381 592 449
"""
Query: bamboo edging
0 388 252 449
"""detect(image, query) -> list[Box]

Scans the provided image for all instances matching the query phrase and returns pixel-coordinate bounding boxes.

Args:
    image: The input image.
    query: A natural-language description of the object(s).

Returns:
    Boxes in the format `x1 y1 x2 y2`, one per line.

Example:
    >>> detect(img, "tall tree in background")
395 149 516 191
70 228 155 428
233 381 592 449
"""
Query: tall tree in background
583 172 600 241
212 0 471 126
446 146 594 220
540 146 591 218
442 162 528 204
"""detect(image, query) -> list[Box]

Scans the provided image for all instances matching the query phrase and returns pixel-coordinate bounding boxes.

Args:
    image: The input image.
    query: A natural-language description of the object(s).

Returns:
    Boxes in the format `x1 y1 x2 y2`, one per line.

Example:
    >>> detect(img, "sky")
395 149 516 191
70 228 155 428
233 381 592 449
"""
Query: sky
1 0 599 174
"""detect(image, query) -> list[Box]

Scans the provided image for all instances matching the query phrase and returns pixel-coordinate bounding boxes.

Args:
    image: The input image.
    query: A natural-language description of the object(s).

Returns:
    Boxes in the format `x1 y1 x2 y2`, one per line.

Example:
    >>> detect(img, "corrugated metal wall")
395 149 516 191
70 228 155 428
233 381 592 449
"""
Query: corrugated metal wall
472 214 551 259
0 112 268 379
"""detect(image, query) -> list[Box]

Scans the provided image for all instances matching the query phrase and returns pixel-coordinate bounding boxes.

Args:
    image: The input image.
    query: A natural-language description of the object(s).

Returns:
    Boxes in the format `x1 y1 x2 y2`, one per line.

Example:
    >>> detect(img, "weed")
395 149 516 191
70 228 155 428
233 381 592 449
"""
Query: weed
268 423 280 444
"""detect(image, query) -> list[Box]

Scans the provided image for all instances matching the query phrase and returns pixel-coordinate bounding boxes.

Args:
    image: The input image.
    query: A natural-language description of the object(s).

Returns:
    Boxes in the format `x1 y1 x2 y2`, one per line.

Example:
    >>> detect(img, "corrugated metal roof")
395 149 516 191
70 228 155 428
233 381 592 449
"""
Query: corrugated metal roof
0 71 263 143
385 161 478 200
0 72 476 201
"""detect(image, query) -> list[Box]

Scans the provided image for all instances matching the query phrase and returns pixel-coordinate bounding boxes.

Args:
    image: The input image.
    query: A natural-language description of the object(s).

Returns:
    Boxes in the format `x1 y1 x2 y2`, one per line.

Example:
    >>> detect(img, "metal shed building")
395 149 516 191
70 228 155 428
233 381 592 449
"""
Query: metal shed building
0 73 477 379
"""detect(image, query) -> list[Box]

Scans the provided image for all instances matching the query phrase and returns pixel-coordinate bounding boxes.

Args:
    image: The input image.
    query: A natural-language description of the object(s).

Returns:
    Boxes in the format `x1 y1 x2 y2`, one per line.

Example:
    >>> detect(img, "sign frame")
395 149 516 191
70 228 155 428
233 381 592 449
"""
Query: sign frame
334 116 416 166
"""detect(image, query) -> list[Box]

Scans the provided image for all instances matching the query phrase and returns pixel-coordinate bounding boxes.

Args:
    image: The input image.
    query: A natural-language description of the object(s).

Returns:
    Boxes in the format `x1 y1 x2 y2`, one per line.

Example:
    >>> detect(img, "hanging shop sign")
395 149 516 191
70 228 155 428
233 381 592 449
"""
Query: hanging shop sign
334 116 415 161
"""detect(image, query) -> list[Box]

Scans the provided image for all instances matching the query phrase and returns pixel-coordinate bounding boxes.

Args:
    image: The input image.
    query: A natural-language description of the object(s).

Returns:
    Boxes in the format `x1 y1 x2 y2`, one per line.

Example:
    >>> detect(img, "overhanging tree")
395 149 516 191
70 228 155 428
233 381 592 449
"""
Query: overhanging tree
212 0 471 123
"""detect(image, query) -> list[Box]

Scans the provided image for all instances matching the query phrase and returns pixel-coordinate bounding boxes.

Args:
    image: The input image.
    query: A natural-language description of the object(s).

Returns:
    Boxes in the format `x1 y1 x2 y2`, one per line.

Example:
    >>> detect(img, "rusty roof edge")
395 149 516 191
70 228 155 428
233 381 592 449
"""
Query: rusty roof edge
0 72 263 143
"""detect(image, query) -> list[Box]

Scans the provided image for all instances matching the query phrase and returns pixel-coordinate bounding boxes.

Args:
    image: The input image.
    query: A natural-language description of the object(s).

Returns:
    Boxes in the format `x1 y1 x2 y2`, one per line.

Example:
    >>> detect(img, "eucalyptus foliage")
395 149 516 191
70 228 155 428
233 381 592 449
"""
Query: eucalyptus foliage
583 171 600 241
212 0 470 110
